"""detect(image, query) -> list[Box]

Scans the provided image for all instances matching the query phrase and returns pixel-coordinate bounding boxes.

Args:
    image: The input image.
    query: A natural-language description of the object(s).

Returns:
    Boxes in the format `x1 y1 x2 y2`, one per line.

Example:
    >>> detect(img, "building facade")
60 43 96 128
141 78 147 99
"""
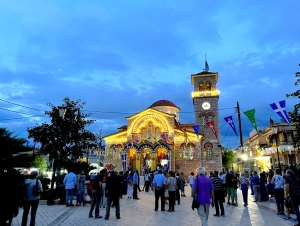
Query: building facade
103 71 223 174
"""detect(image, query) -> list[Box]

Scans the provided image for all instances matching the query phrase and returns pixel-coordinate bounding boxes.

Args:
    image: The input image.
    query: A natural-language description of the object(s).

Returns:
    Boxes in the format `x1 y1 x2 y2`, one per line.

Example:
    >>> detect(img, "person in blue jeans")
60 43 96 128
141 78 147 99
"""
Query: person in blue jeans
63 169 77 207
251 171 260 202
239 172 249 207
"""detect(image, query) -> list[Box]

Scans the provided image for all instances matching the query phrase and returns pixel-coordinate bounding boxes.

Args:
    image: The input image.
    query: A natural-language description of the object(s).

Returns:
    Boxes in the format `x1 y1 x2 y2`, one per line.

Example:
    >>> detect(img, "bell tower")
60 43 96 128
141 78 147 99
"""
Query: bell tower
191 70 222 173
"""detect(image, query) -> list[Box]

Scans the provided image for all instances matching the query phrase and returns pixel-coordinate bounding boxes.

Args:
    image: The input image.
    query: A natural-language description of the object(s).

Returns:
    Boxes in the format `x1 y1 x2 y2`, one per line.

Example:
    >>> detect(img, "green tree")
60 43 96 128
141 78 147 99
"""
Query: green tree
222 147 235 169
30 155 48 173
27 97 96 189
286 67 300 149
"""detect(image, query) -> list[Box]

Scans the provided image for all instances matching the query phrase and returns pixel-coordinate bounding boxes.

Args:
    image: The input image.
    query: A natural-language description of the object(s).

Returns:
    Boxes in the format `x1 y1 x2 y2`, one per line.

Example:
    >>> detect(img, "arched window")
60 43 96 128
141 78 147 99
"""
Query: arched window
206 81 212 91
208 115 213 122
199 82 204 91
201 116 206 126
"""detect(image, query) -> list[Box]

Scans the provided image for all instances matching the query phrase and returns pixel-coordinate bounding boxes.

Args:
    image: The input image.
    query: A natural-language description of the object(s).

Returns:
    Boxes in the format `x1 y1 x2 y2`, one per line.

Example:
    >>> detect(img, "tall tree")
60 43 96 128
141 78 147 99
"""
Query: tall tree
286 66 300 149
27 97 96 189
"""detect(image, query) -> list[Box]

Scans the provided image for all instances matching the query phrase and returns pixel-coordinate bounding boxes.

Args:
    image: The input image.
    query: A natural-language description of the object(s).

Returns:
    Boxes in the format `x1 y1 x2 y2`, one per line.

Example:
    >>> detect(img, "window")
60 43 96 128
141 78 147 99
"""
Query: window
199 82 204 91
208 115 213 122
201 116 206 126
206 82 212 91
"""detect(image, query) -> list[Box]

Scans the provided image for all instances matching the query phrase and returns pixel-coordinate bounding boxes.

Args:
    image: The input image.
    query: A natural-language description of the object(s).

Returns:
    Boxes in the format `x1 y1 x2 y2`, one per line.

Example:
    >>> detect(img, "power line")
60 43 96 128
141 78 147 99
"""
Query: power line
0 116 46 121
0 107 43 116
0 98 43 111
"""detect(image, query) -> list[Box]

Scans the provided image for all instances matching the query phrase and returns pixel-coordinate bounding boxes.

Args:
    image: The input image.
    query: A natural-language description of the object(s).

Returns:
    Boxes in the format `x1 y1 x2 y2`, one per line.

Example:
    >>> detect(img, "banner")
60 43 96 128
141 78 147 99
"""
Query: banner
224 116 238 136
244 109 259 134
121 152 126 172
206 121 218 140
270 100 291 125
166 153 170 170
192 125 199 136
161 134 167 143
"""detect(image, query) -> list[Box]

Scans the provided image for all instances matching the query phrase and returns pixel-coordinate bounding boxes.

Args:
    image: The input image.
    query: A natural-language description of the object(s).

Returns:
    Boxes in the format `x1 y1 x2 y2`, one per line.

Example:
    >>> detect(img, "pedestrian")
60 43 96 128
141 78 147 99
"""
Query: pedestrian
211 171 224 217
220 171 227 197
137 170 142 192
175 173 181 205
100 169 108 208
144 171 151 192
118 171 124 198
233 172 238 205
132 169 140 200
249 173 254 195
21 171 43 226
104 170 122 220
251 171 261 202
285 169 300 226
239 172 249 207
63 168 77 207
88 170 103 218
225 170 236 205
153 169 166 211
76 170 86 206
127 172 133 198
164 172 169 205
179 173 186 197
271 168 284 215
260 173 269 201
188 172 195 197
193 167 214 226
167 171 176 212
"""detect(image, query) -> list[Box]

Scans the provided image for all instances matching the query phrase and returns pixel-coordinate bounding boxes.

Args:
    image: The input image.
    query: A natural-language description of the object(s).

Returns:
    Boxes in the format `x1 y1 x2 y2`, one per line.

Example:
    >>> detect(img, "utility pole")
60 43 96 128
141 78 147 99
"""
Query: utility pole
98 129 102 165
237 102 244 152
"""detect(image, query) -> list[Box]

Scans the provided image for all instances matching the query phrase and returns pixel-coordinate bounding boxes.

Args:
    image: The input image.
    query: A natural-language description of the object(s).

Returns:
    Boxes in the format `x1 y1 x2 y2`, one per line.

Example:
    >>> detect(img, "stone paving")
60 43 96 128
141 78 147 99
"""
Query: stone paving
13 184 299 226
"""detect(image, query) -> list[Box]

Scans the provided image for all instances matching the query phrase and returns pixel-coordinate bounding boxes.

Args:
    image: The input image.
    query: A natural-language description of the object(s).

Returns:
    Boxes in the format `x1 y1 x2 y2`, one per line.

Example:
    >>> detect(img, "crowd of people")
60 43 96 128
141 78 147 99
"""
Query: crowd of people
19 165 300 226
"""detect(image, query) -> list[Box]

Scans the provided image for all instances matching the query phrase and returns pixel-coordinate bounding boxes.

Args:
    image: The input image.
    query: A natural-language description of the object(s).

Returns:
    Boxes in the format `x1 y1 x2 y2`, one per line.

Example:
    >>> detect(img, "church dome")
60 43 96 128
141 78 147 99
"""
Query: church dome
149 100 179 109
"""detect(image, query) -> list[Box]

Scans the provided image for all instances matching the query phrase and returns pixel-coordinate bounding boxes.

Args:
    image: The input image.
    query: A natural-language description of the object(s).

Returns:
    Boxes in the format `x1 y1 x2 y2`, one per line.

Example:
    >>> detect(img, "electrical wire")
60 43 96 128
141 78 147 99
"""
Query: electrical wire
0 107 44 116
0 98 43 111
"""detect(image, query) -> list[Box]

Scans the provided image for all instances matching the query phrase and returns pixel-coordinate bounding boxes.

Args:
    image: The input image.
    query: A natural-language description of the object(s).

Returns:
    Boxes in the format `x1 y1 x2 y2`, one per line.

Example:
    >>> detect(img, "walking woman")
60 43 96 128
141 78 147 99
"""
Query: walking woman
144 171 151 192
22 171 43 226
239 172 249 207
76 170 86 206
271 168 285 215
167 171 177 212
260 173 269 202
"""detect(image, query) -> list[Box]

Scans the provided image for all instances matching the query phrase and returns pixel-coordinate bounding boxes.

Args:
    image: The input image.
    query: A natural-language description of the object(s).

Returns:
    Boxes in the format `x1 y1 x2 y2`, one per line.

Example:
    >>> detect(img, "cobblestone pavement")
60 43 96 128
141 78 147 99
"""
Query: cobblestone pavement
13 184 298 226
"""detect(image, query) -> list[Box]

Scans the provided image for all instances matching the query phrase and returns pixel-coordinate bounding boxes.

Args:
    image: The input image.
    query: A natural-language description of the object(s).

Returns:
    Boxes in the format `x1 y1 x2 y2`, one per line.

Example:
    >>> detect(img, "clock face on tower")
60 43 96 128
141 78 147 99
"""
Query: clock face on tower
202 102 210 110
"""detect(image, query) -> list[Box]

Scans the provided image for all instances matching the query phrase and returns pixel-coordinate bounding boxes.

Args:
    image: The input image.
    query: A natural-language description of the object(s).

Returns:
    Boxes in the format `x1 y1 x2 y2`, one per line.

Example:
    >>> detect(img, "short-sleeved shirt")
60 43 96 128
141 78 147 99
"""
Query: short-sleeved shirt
285 175 300 197
167 177 177 192
193 175 214 204
273 174 284 189
153 173 166 187
93 175 103 190
212 177 223 191
251 175 260 185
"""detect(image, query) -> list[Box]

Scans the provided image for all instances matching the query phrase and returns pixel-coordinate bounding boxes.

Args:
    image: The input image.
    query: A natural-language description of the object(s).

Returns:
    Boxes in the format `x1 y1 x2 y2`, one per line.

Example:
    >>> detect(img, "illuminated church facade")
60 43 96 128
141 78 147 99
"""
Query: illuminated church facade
103 71 222 174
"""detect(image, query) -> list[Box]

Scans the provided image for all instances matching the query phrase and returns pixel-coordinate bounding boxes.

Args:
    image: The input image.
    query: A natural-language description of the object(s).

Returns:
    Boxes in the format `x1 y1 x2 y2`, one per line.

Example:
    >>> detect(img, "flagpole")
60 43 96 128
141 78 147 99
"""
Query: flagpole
237 102 244 152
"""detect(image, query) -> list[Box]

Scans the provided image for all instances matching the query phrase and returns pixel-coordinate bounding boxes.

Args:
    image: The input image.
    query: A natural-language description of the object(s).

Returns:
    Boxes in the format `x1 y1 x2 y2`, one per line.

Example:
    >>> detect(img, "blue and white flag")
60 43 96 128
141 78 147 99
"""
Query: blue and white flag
224 116 238 136
205 61 209 72
192 125 199 136
270 100 291 125
121 153 126 172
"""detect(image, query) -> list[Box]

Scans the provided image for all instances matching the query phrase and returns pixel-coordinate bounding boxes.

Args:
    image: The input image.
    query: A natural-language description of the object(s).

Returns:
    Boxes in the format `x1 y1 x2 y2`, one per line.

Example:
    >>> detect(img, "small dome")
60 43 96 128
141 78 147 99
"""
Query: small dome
149 100 179 109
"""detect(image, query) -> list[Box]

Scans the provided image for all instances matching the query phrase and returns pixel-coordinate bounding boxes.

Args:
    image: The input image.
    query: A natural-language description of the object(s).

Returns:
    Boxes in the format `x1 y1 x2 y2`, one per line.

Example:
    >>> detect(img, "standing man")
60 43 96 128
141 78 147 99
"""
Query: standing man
105 170 122 220
63 169 77 207
225 170 236 205
193 167 214 226
132 169 140 200
251 171 261 202
152 169 166 211
212 171 225 217
89 170 103 218
188 172 195 197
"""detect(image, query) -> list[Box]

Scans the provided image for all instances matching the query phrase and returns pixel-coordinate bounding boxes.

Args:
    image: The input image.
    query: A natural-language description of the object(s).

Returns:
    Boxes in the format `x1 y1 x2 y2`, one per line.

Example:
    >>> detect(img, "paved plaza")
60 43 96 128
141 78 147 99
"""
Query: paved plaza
14 184 298 226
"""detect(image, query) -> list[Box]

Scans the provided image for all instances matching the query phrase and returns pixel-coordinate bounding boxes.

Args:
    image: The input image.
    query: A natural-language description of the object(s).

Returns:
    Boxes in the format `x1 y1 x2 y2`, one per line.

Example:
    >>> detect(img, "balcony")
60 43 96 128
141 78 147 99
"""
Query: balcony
191 90 220 98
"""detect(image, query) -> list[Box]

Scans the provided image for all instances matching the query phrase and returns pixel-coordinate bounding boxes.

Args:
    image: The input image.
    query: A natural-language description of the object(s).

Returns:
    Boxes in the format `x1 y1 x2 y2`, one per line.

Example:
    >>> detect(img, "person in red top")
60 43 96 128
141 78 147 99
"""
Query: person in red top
100 169 108 208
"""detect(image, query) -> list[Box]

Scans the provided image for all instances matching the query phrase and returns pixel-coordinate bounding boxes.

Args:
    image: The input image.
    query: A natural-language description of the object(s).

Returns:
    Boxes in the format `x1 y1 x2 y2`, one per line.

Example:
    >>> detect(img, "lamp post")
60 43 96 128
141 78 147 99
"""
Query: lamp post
86 138 90 164
241 153 248 174
51 106 67 190
272 126 281 171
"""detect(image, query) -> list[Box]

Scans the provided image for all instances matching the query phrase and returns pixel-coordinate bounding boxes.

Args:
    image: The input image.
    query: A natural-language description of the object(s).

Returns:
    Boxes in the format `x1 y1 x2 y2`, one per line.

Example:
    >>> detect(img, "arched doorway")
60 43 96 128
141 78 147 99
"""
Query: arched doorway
128 148 137 170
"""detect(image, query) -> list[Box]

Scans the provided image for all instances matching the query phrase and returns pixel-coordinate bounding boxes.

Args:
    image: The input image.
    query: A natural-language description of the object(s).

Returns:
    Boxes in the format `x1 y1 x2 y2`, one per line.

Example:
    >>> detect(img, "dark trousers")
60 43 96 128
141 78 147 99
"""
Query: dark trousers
175 189 180 204
291 196 300 223
145 181 150 192
105 196 120 219
242 189 248 204
133 184 138 199
168 191 175 210
274 188 284 213
214 190 224 215
222 184 227 197
21 199 39 226
89 190 102 216
155 187 165 210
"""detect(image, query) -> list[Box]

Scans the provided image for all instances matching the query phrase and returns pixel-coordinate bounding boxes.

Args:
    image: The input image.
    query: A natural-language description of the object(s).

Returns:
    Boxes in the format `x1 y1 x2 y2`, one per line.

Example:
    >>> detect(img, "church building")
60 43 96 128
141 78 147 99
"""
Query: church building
103 71 222 174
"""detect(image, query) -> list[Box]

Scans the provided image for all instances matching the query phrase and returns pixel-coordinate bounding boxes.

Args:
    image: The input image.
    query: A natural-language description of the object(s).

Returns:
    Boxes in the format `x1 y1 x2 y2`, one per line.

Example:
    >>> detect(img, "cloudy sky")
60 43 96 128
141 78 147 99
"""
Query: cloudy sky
0 1 299 148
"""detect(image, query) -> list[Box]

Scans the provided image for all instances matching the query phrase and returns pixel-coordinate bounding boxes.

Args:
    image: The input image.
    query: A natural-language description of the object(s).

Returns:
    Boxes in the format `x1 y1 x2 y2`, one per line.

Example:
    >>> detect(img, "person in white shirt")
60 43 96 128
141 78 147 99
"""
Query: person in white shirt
188 172 195 197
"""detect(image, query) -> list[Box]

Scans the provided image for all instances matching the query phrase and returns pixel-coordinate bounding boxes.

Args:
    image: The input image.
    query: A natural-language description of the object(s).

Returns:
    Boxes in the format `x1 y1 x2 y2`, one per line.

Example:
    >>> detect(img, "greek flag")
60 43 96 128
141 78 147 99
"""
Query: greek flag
121 153 126 172
205 61 209 72
270 100 291 125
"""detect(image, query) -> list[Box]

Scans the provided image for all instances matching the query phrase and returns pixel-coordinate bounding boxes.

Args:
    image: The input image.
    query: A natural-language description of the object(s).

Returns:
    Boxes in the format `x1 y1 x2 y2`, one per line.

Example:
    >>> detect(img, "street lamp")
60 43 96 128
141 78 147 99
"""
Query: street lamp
51 106 67 190
272 126 281 171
